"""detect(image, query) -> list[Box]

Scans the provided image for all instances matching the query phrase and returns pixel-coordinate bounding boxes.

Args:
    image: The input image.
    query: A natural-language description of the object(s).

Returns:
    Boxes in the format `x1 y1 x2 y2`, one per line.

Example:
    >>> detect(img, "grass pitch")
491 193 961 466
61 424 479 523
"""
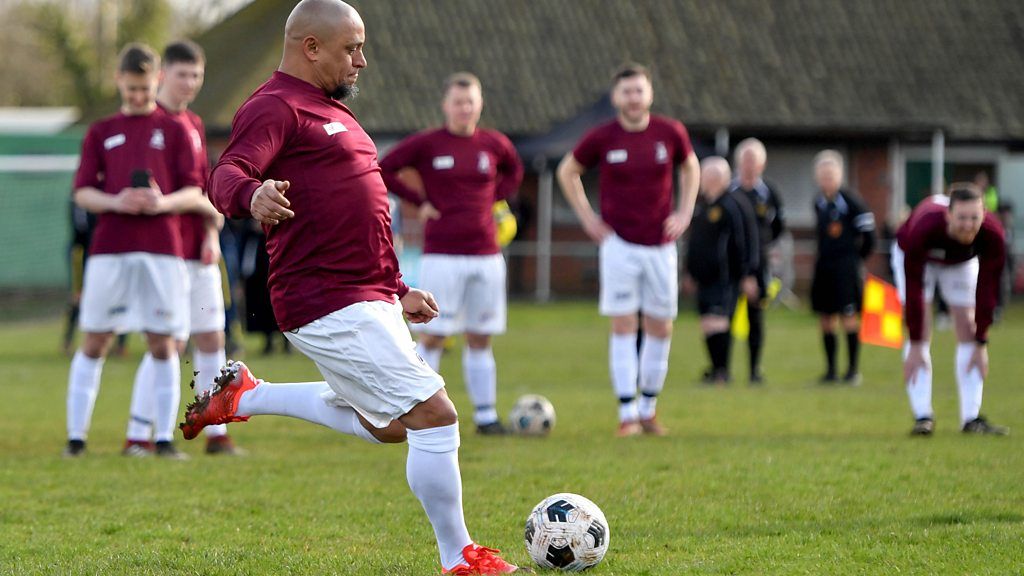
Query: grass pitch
1 302 1022 575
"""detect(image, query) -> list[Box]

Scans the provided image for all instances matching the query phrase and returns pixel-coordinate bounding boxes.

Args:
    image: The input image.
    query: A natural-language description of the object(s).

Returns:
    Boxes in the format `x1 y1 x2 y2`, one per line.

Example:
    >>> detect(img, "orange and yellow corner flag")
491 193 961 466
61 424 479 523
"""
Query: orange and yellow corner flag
860 274 903 349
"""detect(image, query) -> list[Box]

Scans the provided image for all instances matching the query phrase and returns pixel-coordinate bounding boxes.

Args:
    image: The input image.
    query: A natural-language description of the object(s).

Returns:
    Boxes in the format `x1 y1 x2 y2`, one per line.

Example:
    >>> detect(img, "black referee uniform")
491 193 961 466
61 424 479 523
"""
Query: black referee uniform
686 192 757 381
811 189 875 381
729 179 785 382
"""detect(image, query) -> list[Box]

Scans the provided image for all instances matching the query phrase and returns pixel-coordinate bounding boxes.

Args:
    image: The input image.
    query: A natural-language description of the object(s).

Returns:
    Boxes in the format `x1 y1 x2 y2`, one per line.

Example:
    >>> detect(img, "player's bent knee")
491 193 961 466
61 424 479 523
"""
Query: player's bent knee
372 421 408 444
402 390 459 429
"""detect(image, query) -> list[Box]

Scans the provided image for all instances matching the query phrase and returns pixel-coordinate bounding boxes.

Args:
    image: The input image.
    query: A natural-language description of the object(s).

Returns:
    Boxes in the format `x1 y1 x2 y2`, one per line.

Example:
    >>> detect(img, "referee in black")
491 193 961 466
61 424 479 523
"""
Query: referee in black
687 156 757 385
811 150 876 385
729 138 785 384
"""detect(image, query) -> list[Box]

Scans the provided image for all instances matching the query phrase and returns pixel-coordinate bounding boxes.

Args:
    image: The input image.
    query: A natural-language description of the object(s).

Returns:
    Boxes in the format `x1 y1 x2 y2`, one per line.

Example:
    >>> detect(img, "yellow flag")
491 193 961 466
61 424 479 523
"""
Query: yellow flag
731 294 749 340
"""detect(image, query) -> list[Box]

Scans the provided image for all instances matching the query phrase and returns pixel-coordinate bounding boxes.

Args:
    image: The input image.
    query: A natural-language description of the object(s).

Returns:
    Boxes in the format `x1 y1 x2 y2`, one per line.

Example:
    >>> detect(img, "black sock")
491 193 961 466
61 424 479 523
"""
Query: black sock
823 332 837 376
846 331 860 375
706 332 730 372
748 304 763 375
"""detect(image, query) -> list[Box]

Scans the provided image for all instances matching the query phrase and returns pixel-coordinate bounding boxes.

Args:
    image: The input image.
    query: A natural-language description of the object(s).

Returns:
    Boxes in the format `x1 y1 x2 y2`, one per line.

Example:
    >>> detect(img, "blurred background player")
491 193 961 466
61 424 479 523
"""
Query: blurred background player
65 43 207 458
686 157 756 385
188 1 522 572
122 40 242 457
894 184 1008 436
728 138 786 384
557 63 699 437
380 72 524 435
810 150 875 385
62 203 128 357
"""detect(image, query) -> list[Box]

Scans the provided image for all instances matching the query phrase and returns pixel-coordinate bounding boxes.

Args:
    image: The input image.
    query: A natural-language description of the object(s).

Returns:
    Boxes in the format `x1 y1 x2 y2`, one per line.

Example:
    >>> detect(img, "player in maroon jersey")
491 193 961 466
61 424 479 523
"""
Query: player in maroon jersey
557 63 700 437
65 43 212 459
122 40 243 457
894 184 1008 436
380 72 524 435
181 1 521 573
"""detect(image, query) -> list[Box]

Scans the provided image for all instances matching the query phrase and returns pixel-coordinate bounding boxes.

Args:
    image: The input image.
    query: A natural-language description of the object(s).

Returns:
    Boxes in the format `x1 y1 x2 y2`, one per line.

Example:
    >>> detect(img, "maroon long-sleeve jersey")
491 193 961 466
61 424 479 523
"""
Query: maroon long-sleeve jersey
208 71 408 332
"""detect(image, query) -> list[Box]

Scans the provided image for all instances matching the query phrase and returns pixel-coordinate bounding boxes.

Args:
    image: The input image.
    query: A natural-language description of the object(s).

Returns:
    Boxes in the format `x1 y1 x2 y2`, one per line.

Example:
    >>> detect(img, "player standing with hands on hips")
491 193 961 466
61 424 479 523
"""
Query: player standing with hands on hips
894 184 1008 436
380 72 524 435
182 1 522 573
557 64 699 437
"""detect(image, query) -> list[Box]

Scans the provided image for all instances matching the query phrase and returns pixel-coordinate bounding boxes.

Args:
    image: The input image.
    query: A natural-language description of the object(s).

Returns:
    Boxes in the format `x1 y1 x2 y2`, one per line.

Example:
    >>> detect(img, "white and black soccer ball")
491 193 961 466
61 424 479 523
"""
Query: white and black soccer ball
507 394 556 436
524 493 609 571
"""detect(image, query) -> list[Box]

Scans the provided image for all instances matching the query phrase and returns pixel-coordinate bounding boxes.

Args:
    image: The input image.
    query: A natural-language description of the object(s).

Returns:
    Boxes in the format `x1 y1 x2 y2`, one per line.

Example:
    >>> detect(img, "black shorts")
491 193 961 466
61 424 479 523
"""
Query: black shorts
696 282 738 317
811 261 862 315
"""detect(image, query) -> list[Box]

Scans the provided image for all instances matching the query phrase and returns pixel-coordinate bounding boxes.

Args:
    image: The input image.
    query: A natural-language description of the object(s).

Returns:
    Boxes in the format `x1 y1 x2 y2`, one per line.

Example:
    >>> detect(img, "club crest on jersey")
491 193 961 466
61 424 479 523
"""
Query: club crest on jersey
756 203 768 217
606 149 628 164
103 133 126 150
323 121 348 135
477 152 491 173
707 206 722 223
655 141 668 164
190 129 203 152
433 155 455 170
828 221 843 238
149 129 165 150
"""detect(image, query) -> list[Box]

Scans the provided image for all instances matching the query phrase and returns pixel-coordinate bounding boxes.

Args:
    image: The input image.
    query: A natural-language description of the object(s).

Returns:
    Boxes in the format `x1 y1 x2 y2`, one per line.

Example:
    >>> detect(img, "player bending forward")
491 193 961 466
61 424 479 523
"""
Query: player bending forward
895 184 1008 436
181 1 522 573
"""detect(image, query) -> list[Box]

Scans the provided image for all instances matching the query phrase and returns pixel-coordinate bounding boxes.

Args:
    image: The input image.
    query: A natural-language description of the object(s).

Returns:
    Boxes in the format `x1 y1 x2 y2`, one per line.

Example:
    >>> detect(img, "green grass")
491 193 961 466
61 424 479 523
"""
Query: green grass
1 302 1023 575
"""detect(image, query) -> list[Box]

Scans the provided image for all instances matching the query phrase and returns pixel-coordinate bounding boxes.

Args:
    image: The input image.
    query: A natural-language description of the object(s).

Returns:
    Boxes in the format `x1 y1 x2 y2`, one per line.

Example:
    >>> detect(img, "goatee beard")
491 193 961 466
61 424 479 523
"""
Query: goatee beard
329 83 359 101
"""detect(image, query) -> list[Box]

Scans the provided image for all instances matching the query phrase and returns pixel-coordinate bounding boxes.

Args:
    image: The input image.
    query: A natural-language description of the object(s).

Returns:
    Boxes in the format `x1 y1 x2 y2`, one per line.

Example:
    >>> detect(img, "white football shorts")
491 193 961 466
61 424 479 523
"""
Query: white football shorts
891 245 978 308
599 234 679 319
283 299 446 429
412 253 507 336
79 252 188 335
174 260 226 340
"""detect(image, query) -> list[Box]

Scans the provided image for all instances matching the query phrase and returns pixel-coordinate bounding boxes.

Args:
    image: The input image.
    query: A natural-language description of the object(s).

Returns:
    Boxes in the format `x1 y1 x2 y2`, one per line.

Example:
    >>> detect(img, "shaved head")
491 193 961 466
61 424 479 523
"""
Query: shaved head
280 0 366 100
286 0 358 42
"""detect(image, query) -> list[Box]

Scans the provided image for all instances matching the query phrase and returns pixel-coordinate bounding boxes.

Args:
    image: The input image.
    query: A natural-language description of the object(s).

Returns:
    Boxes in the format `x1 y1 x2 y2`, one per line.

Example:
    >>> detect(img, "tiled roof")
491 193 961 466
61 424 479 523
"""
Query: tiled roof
193 0 1024 140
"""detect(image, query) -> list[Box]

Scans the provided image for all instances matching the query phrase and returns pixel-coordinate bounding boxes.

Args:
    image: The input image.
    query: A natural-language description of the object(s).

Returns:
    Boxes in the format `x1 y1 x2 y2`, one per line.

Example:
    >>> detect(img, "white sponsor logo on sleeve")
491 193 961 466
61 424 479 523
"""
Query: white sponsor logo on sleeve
323 122 348 135
433 155 455 170
103 134 126 150
606 149 628 164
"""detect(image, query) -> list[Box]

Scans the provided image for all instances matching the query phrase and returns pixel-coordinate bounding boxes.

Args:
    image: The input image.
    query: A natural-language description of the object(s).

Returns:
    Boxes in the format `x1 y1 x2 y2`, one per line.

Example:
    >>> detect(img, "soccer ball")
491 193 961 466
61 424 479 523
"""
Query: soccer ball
524 493 609 571
507 394 556 436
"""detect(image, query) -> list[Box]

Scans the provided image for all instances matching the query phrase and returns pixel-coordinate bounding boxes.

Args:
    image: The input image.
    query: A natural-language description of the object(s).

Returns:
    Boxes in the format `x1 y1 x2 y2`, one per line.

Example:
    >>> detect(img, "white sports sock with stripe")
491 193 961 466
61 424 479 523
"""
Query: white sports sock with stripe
955 343 984 425
67 350 104 440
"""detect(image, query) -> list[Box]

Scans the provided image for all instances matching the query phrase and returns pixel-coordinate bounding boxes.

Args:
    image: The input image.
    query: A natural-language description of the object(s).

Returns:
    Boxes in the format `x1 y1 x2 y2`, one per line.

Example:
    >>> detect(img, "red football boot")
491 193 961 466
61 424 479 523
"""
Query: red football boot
443 544 524 574
179 361 260 440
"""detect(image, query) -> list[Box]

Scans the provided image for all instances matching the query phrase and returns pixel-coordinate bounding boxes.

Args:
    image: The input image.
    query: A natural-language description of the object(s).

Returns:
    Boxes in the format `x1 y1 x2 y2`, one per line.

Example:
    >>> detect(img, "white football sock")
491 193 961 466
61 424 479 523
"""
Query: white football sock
126 353 155 441
67 350 104 441
904 342 933 419
610 333 639 422
463 347 498 425
236 381 379 443
417 341 443 372
151 355 181 443
194 349 228 438
955 343 984 425
638 335 671 419
406 424 473 570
